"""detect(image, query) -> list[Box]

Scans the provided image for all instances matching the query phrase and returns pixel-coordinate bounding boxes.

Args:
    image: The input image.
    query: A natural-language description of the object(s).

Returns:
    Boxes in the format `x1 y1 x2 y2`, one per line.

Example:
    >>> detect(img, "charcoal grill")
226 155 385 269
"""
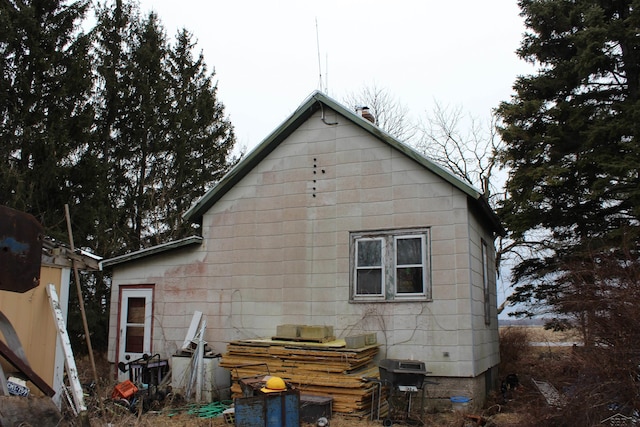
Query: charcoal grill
378 359 431 426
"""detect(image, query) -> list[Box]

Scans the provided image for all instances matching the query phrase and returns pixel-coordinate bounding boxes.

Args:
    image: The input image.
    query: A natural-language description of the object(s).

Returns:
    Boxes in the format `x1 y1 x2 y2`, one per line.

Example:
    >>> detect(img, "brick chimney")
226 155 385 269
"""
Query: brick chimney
356 106 376 124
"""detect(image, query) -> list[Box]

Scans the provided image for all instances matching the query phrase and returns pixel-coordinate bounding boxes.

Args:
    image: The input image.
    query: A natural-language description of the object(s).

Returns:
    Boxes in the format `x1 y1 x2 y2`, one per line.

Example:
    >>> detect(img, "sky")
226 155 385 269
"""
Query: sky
134 0 534 154
133 0 534 314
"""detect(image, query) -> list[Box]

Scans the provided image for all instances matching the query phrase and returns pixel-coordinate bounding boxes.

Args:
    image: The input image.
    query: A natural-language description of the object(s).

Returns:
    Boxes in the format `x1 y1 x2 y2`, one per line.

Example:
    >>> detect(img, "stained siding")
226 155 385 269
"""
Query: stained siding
106 250 208 363
197 110 477 377
108 108 500 381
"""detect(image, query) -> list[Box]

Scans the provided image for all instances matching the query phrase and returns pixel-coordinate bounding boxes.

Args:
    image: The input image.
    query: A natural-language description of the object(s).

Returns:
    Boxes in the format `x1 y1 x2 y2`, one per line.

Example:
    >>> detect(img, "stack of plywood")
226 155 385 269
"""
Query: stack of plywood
219 337 383 417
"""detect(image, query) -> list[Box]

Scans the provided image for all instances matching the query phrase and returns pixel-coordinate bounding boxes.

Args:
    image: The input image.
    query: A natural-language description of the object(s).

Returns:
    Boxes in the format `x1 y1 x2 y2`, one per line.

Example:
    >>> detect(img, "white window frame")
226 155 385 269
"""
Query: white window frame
482 239 491 325
351 228 431 302
354 237 386 299
394 234 428 298
117 286 154 382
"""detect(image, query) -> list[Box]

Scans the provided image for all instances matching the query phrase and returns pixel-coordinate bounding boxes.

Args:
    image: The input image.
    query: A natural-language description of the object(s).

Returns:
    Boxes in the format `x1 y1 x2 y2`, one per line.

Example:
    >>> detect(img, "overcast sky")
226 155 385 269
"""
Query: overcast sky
131 1 534 313
134 0 534 154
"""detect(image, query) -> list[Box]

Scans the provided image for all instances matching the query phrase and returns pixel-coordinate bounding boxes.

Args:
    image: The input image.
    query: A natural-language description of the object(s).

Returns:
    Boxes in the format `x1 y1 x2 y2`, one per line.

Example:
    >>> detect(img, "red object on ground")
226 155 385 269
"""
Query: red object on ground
112 380 138 400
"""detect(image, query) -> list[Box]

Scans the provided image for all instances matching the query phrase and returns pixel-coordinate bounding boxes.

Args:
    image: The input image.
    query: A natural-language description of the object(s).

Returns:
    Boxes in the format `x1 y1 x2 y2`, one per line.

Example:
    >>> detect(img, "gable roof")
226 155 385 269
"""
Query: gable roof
184 91 503 235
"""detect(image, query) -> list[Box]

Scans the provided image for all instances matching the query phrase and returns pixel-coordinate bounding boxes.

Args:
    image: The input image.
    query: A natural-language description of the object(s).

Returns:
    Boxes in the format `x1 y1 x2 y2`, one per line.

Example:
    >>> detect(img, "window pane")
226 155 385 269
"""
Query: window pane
125 326 144 352
127 297 145 323
397 237 422 265
396 267 423 293
351 230 429 301
357 240 381 266
356 269 382 294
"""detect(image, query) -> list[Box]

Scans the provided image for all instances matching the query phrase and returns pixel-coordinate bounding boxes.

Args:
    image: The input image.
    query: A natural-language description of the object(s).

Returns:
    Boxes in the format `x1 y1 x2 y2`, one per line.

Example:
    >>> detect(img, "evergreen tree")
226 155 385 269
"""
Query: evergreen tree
497 1 640 322
0 0 93 235
119 11 171 248
1 0 239 353
161 28 237 242
83 0 138 256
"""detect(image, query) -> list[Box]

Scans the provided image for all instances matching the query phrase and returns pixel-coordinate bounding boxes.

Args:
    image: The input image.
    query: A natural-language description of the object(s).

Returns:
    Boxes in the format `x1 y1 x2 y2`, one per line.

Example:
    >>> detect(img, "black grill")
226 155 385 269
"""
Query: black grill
378 359 428 388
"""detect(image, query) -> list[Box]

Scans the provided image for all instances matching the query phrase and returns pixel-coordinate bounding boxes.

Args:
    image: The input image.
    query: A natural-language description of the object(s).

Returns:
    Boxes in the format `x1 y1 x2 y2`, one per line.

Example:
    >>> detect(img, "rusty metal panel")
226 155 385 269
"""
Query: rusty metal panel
234 390 300 427
0 205 43 293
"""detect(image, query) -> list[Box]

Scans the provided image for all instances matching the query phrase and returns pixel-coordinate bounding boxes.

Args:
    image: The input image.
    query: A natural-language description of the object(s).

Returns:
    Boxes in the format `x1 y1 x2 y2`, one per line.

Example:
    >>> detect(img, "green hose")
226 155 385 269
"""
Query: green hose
167 400 232 419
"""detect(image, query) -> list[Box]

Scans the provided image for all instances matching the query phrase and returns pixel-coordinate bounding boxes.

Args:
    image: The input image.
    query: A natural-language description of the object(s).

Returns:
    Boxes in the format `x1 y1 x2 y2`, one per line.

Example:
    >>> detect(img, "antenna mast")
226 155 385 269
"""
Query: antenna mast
325 53 329 94
315 18 324 92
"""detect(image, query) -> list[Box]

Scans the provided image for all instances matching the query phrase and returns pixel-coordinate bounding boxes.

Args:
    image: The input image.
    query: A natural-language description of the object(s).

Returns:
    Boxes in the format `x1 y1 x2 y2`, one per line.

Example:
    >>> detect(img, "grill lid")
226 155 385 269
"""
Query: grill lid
378 358 427 374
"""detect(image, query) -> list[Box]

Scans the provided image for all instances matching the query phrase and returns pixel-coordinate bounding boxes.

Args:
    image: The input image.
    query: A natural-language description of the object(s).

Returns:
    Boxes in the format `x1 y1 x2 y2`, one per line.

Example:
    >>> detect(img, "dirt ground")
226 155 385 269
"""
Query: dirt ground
66 328 581 427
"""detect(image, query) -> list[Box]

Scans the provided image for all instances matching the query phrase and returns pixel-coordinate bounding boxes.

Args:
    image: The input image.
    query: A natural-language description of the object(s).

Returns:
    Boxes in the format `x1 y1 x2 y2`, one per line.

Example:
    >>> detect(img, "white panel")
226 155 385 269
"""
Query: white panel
171 356 230 401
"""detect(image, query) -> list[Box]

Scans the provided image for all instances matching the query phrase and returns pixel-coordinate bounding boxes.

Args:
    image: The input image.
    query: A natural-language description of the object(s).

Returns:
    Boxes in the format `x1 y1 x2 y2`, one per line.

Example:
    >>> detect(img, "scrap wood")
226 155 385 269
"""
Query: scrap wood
225 362 376 389
221 338 382 416
223 339 379 360
222 357 379 388
221 353 374 374
229 338 377 351
241 330 379 415
272 335 336 343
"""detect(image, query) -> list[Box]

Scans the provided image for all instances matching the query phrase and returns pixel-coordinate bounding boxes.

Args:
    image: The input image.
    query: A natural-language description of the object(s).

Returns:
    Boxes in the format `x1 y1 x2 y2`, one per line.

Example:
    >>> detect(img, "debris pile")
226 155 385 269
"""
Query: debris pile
220 328 381 418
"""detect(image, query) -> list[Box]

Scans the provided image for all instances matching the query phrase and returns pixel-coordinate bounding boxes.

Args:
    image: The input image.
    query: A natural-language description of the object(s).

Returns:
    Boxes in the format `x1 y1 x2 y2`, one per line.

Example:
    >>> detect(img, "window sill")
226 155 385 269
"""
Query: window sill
350 297 433 303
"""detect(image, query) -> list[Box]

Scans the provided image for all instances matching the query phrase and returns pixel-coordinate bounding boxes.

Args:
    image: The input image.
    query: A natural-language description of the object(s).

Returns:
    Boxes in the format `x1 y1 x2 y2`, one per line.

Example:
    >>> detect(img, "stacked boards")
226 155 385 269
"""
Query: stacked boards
219 338 382 417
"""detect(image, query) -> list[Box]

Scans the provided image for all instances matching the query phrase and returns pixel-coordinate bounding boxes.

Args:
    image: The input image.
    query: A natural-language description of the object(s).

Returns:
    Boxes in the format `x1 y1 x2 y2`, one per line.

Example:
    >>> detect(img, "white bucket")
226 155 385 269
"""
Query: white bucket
450 395 471 412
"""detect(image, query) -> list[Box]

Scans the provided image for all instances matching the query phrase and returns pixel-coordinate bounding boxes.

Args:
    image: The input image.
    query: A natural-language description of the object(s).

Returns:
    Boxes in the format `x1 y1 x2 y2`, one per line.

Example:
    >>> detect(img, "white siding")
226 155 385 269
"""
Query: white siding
108 108 500 380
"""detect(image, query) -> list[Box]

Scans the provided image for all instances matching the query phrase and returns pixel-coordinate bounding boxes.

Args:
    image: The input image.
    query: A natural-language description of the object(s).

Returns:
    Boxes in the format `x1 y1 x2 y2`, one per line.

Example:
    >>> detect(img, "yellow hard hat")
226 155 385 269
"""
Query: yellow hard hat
261 376 287 393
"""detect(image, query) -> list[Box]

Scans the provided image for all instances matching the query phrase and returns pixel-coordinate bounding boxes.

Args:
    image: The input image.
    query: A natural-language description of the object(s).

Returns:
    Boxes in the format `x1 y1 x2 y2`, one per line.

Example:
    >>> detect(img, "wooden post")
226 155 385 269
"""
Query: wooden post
63 205 100 389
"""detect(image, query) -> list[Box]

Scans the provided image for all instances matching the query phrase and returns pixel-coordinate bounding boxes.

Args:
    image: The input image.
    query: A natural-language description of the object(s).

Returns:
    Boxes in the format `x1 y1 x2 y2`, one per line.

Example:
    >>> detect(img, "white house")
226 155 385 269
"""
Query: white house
102 91 503 403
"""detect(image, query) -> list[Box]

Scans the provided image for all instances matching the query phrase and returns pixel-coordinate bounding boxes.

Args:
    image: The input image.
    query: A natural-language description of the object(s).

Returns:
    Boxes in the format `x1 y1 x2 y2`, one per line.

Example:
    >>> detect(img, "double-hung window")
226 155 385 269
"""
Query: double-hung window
351 228 430 301
355 238 385 296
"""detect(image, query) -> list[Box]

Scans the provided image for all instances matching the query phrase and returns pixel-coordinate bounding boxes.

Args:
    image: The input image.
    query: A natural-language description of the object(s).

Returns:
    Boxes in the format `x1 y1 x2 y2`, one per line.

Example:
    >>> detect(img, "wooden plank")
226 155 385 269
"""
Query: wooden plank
46 284 85 411
0 340 55 397
220 339 382 417
272 335 336 343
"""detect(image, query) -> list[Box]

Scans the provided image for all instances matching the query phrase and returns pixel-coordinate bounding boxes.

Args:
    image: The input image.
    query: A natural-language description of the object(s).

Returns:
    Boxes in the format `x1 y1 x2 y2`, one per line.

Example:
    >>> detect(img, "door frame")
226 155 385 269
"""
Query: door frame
116 285 154 381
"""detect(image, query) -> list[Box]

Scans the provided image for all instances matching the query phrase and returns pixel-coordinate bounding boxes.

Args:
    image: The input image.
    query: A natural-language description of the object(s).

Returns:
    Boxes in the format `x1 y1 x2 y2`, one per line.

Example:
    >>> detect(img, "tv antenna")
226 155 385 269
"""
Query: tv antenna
315 18 327 93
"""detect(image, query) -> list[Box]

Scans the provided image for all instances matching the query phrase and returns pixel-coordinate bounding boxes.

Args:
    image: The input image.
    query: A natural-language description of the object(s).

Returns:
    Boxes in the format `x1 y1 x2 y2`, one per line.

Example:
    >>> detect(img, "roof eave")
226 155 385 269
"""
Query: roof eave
99 235 203 269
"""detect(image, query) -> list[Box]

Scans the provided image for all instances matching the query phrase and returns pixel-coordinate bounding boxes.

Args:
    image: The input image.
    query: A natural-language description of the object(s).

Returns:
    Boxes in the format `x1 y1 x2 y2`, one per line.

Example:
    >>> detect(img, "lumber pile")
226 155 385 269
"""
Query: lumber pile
219 338 382 417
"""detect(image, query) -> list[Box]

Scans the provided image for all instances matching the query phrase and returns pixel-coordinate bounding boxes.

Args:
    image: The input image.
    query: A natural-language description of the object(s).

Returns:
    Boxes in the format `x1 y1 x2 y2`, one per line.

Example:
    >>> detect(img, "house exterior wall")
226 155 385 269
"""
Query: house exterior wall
106 249 206 363
467 206 501 375
108 108 500 389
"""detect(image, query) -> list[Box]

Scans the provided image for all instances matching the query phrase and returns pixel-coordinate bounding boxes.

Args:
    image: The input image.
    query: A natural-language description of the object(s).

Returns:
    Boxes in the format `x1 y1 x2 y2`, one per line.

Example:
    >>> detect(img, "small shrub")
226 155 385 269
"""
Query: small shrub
499 326 530 367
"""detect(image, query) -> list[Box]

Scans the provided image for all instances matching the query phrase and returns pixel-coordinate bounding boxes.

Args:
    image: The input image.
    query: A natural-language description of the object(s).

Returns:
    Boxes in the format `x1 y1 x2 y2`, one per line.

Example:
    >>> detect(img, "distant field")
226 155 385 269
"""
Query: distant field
500 325 582 344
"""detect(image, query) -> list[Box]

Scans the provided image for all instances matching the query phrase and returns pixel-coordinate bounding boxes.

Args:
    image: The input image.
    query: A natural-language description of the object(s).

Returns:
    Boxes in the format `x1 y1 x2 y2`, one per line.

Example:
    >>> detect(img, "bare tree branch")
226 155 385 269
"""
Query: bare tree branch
342 84 417 143
415 101 502 202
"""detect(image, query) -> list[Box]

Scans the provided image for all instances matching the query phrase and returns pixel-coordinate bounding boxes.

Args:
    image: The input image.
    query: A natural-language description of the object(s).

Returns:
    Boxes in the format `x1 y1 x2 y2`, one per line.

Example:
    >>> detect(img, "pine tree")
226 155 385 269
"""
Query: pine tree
162 28 237 242
497 1 640 319
0 0 93 235
1 0 239 353
119 11 171 248
91 3 239 252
